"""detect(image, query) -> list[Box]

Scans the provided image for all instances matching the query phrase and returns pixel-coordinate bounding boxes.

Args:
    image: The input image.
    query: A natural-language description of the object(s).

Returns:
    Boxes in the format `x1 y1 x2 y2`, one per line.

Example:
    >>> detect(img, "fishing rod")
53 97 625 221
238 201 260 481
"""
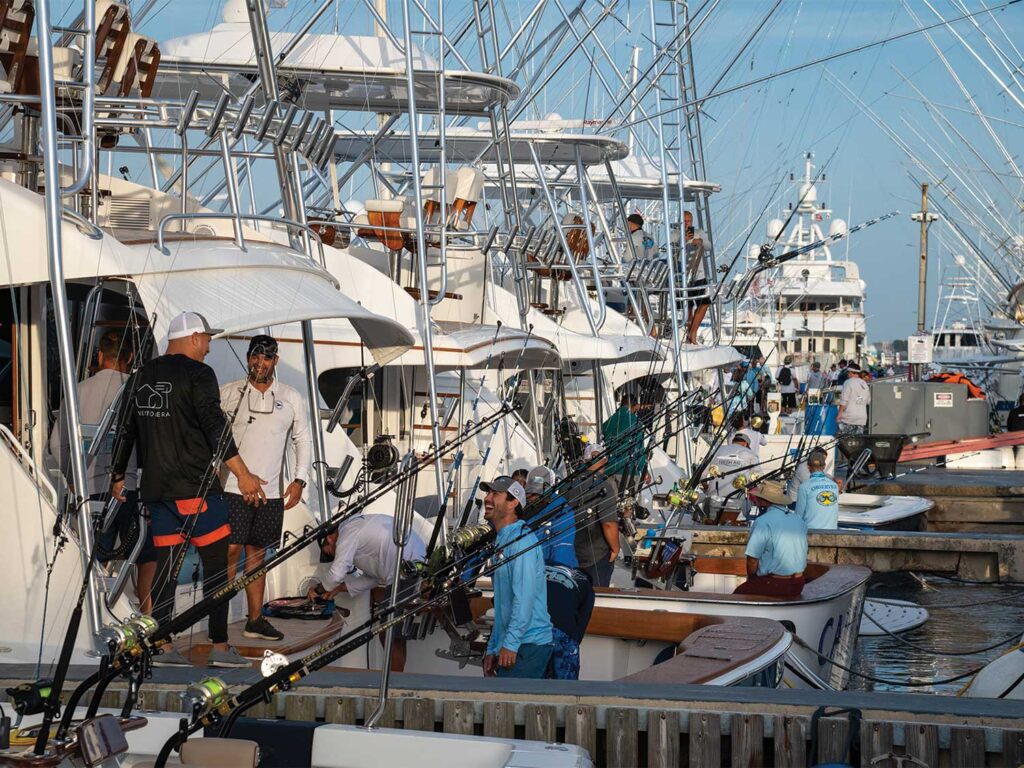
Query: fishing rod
429 322 536 555
155 476 644 767
30 316 157 757
54 400 520 741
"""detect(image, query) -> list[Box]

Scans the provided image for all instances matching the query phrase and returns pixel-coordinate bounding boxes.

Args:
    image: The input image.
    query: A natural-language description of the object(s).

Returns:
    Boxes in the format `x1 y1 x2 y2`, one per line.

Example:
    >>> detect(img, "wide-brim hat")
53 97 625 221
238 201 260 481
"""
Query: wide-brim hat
748 480 791 506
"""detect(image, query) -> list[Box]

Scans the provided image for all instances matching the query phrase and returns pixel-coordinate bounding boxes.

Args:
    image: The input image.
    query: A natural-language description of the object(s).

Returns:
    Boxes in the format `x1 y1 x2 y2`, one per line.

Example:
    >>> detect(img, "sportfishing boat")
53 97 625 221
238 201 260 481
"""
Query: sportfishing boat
717 152 868 374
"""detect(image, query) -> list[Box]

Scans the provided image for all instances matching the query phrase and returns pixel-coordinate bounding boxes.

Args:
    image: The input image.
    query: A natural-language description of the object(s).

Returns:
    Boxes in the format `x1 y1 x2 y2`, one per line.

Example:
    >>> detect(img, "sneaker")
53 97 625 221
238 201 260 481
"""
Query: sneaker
152 648 193 667
242 616 284 642
208 646 251 668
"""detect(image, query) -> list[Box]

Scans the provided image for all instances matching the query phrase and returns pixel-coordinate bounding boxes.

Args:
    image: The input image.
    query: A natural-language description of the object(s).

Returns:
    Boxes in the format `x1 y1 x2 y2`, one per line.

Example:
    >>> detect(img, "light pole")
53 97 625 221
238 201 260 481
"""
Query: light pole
911 183 939 381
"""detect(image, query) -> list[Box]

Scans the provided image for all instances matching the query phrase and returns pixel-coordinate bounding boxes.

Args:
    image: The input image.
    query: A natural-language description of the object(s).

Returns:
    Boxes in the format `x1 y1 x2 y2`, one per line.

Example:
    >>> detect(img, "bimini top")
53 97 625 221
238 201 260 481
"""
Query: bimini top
156 13 518 114
333 129 629 167
587 154 721 201
316 247 561 371
0 178 414 365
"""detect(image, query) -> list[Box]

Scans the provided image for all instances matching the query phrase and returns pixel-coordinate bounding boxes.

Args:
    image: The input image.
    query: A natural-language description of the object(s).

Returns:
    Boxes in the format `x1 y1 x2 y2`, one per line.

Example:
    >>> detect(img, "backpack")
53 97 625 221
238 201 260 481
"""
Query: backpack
778 366 792 386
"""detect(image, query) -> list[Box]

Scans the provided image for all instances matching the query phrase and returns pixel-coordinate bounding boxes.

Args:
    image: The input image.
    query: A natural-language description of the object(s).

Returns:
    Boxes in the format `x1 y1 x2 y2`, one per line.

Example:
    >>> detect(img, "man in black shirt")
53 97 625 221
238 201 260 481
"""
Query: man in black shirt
112 312 265 668
1008 394 1024 432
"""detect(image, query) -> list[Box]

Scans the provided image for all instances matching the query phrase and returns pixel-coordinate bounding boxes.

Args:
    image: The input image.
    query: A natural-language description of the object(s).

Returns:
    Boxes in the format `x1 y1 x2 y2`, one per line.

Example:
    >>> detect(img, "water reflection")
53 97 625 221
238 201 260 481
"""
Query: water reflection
851 574 1024 695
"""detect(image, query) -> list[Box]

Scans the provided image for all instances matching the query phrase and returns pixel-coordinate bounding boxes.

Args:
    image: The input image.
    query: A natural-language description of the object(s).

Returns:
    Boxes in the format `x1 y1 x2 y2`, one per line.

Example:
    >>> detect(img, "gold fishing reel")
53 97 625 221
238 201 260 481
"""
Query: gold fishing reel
182 677 230 718
98 614 159 656
707 464 722 478
732 470 761 490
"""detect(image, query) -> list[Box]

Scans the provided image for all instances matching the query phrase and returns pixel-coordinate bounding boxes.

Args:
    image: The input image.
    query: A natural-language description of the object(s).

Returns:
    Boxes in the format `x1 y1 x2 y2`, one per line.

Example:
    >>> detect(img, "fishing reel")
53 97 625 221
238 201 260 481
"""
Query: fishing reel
706 464 722 479
181 677 230 720
732 470 761 491
425 522 492 579
5 680 53 717
98 614 159 657
556 417 585 467
366 434 399 483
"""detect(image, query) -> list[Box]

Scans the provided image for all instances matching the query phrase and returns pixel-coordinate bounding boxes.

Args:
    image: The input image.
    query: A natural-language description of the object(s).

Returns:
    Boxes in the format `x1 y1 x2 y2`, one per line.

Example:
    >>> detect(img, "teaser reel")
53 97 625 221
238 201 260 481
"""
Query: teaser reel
366 434 400 483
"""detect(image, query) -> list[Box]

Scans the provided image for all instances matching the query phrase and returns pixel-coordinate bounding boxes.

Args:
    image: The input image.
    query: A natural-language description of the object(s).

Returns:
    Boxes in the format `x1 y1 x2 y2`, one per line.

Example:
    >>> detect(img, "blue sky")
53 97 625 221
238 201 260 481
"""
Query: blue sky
131 0 1024 342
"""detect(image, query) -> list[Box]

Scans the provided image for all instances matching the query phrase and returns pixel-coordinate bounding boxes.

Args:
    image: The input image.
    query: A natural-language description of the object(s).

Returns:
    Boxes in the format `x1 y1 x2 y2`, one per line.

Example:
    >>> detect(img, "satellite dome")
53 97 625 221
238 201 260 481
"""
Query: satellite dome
829 219 848 237
223 0 247 23
767 219 784 240
799 182 817 205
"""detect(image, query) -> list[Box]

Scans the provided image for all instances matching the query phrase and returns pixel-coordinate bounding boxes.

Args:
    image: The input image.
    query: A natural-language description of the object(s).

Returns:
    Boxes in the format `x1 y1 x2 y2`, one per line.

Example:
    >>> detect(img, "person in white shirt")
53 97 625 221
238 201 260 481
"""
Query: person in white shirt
221 335 311 642
805 362 825 396
625 213 656 263
314 514 427 671
703 434 759 520
729 412 767 460
50 329 155 612
837 364 871 435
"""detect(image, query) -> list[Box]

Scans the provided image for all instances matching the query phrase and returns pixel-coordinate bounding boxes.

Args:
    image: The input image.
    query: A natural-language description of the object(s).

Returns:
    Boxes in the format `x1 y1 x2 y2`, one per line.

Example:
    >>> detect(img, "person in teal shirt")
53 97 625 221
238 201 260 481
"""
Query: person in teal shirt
796 452 840 529
480 475 553 678
601 392 649 485
734 481 808 598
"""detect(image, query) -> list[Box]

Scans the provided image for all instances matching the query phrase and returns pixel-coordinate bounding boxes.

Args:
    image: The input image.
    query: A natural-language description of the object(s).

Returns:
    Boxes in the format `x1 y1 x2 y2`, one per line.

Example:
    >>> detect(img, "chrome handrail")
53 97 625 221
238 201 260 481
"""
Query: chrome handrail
156 212 325 266
0 424 58 507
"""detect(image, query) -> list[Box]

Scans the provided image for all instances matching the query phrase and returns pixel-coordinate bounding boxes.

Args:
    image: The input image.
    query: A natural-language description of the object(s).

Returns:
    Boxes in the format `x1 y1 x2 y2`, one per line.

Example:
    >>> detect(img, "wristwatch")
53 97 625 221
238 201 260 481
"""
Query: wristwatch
293 479 307 488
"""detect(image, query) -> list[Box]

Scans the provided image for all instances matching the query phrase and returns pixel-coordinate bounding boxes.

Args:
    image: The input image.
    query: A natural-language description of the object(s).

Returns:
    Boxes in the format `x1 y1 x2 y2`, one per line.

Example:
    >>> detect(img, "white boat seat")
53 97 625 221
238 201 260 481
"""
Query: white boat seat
358 198 405 251
450 166 483 231
95 0 131 95
310 725 513 768
131 738 259 768
112 32 160 97
420 167 457 225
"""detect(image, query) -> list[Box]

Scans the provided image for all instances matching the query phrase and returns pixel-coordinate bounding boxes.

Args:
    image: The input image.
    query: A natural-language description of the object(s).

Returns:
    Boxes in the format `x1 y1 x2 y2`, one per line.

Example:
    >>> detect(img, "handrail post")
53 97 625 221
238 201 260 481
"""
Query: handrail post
219 131 246 250
36 0 103 639
574 145 607 330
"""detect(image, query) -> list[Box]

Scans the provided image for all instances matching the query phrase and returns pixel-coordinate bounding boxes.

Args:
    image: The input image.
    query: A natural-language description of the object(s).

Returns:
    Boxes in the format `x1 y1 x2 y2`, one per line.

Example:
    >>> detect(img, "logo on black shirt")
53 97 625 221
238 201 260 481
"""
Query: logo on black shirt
137 382 172 417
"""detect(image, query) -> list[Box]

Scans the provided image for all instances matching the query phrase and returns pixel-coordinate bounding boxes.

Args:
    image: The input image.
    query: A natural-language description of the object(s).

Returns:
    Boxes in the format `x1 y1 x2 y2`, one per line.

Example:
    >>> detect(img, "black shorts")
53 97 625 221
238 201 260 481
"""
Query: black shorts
225 493 284 549
781 392 798 408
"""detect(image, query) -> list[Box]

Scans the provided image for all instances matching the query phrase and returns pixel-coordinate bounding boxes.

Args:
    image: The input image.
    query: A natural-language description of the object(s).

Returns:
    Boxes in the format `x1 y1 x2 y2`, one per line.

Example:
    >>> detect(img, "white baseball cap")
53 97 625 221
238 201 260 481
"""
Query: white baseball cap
479 475 527 509
583 441 606 461
525 466 557 495
167 311 223 341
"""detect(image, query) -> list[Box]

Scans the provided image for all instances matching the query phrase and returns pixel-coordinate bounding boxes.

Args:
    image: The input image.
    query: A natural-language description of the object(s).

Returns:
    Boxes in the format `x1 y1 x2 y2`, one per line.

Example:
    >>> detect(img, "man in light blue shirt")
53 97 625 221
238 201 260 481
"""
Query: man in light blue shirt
796 452 840 530
524 466 578 568
734 481 808 598
480 475 554 678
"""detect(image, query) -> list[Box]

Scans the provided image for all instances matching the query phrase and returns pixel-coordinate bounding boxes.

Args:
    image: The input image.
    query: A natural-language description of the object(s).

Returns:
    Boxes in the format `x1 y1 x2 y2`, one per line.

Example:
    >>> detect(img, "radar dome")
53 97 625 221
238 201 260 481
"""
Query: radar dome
767 219 784 240
829 219 848 237
223 0 247 23
799 182 817 205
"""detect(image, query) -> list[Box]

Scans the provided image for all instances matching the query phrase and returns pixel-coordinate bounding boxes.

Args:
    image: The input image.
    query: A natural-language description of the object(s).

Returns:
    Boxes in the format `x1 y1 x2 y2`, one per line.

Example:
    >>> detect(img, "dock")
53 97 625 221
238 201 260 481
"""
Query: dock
689 526 1024 583
5 665 1022 767
865 468 1024 534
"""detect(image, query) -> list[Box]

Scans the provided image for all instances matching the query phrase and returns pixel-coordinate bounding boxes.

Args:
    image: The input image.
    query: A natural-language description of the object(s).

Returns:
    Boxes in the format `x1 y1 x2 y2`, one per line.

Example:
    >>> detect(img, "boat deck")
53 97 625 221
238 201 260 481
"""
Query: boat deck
173 614 345 665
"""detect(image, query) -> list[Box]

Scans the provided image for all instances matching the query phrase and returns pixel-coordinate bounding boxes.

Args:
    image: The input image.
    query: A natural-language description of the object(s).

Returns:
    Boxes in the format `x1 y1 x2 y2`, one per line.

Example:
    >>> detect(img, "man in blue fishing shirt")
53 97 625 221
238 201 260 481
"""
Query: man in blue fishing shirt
734 480 808 598
481 475 554 678
524 465 578 568
795 451 840 529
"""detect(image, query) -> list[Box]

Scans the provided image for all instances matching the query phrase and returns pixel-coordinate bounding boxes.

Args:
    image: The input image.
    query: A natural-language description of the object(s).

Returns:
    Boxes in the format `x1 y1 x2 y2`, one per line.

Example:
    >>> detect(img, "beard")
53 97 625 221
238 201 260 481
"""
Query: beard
248 366 274 384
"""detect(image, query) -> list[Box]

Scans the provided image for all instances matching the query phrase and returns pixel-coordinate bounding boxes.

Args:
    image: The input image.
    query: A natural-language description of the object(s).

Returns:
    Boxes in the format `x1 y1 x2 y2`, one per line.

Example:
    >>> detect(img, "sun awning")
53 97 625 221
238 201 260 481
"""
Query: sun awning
133 255 413 366
668 343 744 372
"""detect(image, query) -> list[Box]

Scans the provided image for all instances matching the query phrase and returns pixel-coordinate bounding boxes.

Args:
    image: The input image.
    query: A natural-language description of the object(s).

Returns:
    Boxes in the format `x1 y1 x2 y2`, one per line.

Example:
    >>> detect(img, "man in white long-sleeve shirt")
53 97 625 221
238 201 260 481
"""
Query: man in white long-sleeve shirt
316 514 427 671
221 335 312 642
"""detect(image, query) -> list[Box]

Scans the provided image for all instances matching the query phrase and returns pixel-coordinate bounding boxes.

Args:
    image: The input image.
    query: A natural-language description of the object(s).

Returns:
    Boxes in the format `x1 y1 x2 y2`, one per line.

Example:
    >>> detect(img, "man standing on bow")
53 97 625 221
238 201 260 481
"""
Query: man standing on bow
221 334 311 642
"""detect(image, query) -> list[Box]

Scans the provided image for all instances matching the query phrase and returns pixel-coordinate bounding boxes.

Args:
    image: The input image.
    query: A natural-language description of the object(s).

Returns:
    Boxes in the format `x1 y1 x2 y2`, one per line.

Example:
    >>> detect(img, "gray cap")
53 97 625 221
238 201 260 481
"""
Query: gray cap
525 466 556 495
479 476 527 508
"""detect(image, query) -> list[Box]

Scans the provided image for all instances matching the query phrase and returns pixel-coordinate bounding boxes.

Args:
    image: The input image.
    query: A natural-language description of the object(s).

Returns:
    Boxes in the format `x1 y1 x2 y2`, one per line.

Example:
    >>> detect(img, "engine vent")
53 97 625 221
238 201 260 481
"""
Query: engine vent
105 197 151 230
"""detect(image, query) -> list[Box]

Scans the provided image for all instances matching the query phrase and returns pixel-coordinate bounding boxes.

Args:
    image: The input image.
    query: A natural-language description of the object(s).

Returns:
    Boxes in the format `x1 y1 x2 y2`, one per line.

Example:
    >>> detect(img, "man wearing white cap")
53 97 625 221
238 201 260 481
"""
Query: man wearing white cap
480 475 553 678
111 311 265 668
523 466 577 569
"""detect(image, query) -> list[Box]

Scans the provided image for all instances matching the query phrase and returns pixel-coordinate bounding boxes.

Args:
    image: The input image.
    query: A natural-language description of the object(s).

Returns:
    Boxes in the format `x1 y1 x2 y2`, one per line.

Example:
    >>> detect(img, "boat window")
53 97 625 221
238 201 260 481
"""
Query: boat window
793 339 802 353
824 338 831 352
318 367 373 446
961 334 978 347
837 338 846 353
